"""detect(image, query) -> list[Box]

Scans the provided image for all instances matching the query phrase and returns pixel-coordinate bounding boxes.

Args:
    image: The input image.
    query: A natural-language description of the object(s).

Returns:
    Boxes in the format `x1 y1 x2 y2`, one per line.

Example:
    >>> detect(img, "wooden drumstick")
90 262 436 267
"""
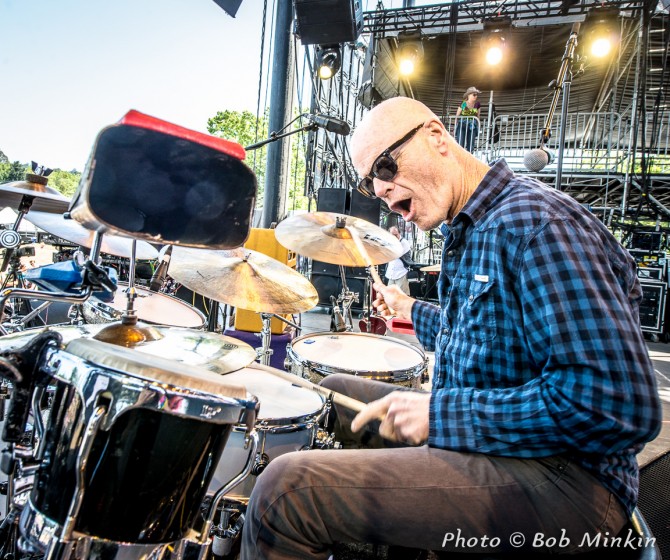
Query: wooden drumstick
250 362 366 414
348 227 383 286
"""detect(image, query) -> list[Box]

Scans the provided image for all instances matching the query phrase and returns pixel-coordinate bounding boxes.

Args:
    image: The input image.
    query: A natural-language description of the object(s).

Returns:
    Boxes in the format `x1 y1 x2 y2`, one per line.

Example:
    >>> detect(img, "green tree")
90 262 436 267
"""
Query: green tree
0 150 8 164
0 161 28 182
207 109 309 214
48 169 81 198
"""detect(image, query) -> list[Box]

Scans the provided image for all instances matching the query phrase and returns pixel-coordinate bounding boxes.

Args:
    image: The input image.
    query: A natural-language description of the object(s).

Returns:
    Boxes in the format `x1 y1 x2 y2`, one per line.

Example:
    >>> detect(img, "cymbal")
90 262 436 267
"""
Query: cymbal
274 212 403 267
0 323 256 375
0 179 70 214
24 211 158 260
420 264 442 272
169 246 318 314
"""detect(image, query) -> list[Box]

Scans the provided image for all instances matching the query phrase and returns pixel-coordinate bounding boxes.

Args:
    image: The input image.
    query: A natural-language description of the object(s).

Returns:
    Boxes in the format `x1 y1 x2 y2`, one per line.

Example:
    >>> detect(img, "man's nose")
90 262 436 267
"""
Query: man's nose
373 177 394 198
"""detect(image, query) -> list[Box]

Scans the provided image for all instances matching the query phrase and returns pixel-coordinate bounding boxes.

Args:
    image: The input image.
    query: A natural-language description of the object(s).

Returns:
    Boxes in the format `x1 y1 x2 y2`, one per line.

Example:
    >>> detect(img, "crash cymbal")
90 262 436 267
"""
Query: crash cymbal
274 212 403 267
0 323 256 375
170 246 318 314
24 211 158 260
420 264 442 272
0 177 70 214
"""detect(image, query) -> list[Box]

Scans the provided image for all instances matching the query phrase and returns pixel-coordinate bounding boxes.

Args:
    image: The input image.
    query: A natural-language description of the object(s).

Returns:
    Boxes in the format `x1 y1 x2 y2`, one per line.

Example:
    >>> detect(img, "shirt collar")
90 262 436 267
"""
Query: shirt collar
452 159 514 227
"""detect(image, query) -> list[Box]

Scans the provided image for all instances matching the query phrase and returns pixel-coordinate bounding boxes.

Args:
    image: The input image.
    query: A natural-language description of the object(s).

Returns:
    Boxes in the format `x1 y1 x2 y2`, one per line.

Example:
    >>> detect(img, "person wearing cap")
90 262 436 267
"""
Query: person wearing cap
455 86 481 152
241 96 661 559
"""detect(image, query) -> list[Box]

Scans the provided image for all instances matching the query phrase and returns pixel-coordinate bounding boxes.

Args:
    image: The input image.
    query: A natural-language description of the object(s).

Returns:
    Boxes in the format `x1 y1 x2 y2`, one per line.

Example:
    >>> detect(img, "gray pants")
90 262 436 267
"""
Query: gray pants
241 374 627 559
386 273 410 295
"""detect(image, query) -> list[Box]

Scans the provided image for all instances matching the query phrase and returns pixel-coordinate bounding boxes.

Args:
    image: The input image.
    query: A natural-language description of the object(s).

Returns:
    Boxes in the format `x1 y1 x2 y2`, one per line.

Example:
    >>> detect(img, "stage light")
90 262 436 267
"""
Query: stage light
482 19 511 66
585 8 620 59
316 45 341 80
396 30 423 77
485 35 505 65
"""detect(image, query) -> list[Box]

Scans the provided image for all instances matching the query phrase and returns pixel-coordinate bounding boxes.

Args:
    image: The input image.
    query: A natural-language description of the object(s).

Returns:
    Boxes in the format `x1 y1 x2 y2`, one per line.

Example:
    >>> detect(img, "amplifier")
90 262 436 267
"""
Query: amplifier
639 280 667 334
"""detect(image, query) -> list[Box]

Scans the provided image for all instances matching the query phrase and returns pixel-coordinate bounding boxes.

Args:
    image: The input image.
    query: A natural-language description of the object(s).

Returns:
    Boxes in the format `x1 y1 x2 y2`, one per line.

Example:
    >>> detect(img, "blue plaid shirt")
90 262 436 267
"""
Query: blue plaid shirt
412 159 661 516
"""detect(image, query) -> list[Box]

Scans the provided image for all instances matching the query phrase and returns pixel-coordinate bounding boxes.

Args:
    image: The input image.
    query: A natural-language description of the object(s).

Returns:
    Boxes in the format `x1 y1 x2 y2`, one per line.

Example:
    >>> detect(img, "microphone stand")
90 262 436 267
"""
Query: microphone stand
245 123 318 151
538 23 580 190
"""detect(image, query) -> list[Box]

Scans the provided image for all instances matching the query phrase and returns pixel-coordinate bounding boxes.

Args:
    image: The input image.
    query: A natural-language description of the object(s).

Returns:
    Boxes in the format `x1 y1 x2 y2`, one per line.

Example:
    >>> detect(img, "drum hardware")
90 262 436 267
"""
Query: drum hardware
256 312 301 366
419 263 441 273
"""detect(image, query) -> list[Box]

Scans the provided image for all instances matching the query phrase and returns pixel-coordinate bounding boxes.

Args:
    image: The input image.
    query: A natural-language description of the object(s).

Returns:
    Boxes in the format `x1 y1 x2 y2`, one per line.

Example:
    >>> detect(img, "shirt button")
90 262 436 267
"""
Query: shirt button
447 250 454 257
468 295 474 303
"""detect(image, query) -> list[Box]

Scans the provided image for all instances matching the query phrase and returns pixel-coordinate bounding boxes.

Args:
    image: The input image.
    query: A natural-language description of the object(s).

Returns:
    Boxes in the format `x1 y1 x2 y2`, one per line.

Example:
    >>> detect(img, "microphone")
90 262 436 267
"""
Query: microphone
330 296 346 332
523 147 555 172
307 114 351 136
149 245 172 292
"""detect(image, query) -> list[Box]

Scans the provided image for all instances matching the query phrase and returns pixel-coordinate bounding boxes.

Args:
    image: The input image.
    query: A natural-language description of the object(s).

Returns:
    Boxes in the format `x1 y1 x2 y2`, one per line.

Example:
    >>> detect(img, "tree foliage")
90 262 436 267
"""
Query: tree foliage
0 161 29 182
207 108 309 214
48 169 81 198
0 150 8 164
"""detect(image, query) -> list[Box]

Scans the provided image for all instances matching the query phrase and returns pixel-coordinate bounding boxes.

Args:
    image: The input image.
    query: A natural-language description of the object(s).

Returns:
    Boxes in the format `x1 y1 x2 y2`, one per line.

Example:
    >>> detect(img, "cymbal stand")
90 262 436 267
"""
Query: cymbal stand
336 265 358 331
120 240 139 325
256 312 302 366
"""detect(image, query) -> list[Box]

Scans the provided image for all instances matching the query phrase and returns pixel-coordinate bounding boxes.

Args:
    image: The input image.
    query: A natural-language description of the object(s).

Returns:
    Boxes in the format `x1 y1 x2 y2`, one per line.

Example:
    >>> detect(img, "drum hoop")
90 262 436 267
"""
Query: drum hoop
113 282 207 327
288 332 427 378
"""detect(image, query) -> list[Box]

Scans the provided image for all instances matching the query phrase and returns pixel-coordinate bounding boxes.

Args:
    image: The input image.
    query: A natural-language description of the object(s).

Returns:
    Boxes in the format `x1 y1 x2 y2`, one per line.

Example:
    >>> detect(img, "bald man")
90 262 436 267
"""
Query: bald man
241 97 660 559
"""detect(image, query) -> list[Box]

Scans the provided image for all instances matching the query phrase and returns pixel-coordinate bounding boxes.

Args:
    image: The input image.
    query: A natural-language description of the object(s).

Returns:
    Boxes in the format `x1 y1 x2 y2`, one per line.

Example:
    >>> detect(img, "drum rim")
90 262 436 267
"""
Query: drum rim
288 331 427 378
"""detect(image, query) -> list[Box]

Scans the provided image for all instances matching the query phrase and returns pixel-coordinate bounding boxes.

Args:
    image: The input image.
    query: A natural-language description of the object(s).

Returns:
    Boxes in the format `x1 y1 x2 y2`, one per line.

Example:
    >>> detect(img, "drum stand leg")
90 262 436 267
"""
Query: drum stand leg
257 313 273 366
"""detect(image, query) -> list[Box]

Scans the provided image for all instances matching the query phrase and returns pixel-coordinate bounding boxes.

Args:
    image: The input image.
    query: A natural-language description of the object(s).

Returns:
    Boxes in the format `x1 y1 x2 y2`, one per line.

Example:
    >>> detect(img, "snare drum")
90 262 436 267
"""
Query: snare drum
19 337 254 559
208 364 326 503
80 282 206 328
288 332 427 388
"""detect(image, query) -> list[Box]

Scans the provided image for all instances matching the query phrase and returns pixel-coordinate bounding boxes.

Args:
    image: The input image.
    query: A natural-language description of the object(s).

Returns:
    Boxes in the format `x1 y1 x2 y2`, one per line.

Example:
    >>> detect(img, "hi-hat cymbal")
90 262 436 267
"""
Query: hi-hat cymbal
0 323 256 375
0 179 71 214
274 212 403 267
420 264 442 272
24 211 158 260
170 246 318 314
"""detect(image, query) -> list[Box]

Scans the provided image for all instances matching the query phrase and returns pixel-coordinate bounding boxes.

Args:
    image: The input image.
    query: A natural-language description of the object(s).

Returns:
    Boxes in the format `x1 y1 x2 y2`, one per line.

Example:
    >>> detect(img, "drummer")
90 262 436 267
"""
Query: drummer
241 97 661 558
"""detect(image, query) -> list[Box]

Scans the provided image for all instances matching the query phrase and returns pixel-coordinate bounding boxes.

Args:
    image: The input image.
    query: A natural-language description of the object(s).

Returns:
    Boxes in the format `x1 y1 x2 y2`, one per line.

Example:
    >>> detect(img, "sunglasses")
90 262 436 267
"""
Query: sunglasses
357 123 424 199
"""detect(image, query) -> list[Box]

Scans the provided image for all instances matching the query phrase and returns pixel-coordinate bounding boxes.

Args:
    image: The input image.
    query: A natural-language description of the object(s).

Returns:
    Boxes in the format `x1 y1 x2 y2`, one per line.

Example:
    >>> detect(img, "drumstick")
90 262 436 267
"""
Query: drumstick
348 227 384 286
250 362 366 414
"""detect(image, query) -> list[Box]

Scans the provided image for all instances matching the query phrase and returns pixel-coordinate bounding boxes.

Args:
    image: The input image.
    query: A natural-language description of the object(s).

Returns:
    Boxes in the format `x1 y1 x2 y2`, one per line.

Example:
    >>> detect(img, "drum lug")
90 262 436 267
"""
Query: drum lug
251 453 270 476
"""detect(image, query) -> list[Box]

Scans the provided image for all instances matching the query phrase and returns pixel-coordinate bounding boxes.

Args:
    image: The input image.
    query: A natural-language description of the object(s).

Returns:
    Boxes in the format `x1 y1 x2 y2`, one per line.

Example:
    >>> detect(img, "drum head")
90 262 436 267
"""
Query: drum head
290 332 425 376
223 366 323 423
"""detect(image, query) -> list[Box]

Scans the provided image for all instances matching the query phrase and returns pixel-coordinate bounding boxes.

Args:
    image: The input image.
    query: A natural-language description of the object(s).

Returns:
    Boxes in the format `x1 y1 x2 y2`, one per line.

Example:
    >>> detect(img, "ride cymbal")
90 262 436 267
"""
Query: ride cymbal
169 246 318 314
0 178 70 214
24 211 158 260
274 212 403 267
0 323 256 375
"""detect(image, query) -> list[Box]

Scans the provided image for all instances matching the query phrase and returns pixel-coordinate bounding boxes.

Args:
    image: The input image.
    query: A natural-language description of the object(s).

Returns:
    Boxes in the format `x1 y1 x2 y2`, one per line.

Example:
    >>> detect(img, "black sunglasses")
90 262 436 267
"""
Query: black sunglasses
357 122 424 199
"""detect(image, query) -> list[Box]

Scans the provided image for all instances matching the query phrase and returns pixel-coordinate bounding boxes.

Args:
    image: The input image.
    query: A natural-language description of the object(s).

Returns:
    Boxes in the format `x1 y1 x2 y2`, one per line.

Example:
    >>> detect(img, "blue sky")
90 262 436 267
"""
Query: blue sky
0 0 430 173
0 0 266 172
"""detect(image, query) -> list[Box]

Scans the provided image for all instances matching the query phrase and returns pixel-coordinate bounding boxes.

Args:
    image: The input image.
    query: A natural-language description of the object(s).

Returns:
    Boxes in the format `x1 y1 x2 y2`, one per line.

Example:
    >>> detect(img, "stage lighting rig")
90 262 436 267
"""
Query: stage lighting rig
316 44 342 80
482 18 511 66
396 30 424 77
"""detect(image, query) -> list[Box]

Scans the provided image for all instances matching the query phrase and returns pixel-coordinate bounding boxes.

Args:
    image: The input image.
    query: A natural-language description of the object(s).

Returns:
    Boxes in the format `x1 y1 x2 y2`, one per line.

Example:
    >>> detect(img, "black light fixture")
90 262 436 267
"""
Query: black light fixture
482 18 512 66
316 44 342 80
396 30 424 77
584 8 620 58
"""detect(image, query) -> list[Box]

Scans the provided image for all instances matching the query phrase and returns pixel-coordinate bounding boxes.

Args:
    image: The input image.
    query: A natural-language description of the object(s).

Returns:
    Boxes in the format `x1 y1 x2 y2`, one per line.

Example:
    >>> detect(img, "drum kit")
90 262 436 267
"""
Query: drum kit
0 114 428 560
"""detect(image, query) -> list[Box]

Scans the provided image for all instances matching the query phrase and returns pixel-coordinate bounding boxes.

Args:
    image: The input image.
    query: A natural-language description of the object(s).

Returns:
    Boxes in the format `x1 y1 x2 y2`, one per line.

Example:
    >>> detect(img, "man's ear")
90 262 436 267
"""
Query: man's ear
425 119 450 156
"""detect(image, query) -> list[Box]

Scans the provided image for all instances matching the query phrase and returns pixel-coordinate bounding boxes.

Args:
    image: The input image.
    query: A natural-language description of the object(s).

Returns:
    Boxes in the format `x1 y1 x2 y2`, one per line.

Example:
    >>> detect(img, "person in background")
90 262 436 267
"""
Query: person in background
240 96 661 560
454 86 481 152
384 225 412 295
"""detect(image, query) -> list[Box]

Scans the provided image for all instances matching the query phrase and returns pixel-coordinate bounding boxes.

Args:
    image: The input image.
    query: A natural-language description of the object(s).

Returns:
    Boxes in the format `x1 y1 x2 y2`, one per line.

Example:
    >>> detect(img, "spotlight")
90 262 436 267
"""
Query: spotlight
396 30 424 77
585 8 620 59
482 19 511 67
485 35 505 65
316 44 341 80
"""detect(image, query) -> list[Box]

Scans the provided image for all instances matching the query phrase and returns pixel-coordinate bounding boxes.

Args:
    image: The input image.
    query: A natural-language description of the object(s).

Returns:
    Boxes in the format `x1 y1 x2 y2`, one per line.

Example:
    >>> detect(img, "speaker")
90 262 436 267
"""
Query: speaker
350 189 381 225
317 188 348 214
639 280 666 333
638 451 670 559
311 272 340 306
294 0 363 45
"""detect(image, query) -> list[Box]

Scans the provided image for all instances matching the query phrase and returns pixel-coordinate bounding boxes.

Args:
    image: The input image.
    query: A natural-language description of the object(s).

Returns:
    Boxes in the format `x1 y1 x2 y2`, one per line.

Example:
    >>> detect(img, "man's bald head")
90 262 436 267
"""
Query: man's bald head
351 98 438 174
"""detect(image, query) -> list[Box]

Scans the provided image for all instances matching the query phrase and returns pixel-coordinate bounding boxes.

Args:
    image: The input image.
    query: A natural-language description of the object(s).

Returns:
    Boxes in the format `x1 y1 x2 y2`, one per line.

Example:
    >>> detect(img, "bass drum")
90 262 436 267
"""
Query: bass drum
79 282 206 328
288 332 427 389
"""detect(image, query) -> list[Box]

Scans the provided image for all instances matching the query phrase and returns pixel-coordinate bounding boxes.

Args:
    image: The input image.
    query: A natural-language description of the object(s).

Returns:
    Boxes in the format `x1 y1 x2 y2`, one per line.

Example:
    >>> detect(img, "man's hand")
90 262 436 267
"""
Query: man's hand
351 391 431 445
373 282 415 320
